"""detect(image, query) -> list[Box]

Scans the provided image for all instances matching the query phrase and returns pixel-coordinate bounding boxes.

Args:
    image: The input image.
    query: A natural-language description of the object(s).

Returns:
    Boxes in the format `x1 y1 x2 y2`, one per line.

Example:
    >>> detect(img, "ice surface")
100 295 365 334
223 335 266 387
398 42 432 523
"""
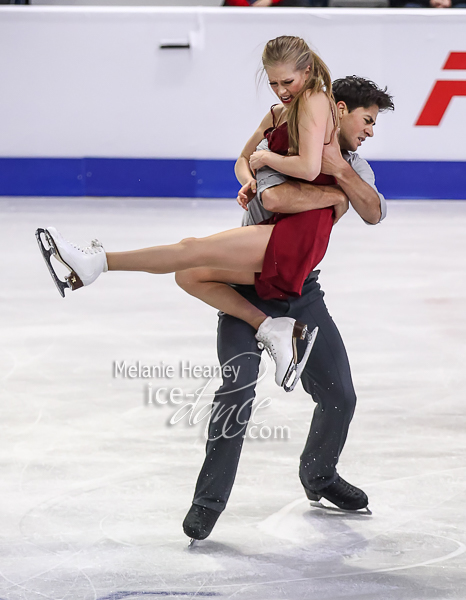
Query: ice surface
1 197 466 600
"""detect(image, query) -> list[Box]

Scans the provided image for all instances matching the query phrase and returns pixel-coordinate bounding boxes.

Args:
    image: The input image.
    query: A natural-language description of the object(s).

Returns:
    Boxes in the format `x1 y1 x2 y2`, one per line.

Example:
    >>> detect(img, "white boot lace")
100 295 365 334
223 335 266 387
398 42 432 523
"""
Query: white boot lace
66 238 104 255
257 339 277 362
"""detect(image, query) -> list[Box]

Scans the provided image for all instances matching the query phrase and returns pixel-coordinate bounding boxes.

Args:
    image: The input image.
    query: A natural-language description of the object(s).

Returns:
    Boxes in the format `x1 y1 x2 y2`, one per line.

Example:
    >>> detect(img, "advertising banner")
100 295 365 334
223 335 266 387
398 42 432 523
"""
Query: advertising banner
0 7 465 198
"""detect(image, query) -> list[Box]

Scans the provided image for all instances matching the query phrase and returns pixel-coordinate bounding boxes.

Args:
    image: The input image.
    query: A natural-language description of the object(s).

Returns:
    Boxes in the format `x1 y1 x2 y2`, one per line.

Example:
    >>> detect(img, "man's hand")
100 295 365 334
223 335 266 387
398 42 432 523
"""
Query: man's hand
237 179 257 211
321 128 347 178
322 131 382 224
251 0 273 5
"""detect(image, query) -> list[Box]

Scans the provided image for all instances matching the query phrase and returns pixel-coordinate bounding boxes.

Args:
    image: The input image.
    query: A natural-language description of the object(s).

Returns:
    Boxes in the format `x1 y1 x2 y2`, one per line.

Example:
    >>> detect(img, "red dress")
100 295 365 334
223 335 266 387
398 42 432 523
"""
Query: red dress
254 110 335 301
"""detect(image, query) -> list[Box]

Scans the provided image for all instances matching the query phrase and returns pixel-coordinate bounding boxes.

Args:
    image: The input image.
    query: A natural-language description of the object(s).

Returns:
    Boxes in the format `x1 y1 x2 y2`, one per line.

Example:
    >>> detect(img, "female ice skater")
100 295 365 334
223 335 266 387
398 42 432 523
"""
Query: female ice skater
36 36 338 392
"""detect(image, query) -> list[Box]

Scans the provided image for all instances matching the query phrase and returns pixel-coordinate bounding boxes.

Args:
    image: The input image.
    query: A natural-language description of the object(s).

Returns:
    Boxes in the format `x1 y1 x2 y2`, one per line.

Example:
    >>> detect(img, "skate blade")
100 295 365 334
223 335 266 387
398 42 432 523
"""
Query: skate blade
35 228 84 296
310 500 372 516
282 326 319 392
35 228 70 297
45 228 85 291
188 538 197 548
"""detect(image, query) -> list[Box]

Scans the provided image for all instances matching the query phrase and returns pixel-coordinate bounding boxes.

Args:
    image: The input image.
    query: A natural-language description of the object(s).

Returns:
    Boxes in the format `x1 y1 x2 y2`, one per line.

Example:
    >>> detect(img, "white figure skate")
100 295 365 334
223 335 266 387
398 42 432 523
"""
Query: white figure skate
35 226 107 297
255 317 318 392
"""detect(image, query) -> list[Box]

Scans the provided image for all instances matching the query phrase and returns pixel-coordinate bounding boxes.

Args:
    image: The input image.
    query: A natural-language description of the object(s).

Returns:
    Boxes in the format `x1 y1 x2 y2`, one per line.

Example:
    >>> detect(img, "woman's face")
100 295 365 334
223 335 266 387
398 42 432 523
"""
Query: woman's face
266 62 310 106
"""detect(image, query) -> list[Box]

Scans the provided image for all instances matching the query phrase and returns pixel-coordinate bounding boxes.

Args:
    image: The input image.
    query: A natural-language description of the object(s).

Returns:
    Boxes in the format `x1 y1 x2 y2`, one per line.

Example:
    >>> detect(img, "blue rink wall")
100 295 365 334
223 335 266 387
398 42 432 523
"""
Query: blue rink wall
1 158 466 200
1 7 466 200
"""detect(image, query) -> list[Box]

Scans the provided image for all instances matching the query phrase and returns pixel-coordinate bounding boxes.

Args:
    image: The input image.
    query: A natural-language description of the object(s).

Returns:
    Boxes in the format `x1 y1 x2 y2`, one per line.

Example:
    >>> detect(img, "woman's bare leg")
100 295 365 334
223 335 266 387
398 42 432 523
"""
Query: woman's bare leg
105 225 274 329
175 267 266 330
106 225 273 276
39 224 309 389
175 266 314 390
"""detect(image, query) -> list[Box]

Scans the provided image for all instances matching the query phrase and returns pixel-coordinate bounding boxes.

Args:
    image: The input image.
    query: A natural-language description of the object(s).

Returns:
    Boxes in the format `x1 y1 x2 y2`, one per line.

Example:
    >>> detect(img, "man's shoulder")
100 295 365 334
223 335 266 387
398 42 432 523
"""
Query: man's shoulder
342 150 386 223
342 150 375 183
343 150 366 166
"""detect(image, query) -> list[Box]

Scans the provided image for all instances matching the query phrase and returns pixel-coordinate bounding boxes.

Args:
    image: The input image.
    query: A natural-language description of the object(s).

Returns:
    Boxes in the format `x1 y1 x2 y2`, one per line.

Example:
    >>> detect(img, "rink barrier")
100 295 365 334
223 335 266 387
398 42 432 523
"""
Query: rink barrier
1 157 465 200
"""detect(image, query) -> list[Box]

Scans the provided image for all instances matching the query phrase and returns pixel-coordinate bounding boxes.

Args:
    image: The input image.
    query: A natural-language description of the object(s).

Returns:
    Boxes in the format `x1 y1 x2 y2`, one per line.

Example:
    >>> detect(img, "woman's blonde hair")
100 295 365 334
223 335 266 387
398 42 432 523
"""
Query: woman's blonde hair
262 36 337 155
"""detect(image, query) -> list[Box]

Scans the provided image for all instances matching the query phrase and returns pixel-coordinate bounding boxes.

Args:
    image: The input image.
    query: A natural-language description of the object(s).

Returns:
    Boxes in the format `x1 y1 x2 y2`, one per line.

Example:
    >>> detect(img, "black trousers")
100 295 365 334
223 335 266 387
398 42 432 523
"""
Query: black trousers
192 276 357 512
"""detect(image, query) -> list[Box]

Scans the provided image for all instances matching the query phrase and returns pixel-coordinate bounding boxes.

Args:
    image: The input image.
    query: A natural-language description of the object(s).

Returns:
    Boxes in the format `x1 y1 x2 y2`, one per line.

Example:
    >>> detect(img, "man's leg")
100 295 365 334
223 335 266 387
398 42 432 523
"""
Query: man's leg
183 310 261 540
192 311 262 512
296 295 357 490
185 289 291 539
285 285 366 509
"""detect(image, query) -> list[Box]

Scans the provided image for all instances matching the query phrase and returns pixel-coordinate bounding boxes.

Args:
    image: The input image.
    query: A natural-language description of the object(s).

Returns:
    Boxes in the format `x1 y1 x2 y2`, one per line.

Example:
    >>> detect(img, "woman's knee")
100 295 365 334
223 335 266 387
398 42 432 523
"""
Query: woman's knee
175 267 213 292
175 268 197 291
179 236 204 262
177 236 214 270
179 236 198 247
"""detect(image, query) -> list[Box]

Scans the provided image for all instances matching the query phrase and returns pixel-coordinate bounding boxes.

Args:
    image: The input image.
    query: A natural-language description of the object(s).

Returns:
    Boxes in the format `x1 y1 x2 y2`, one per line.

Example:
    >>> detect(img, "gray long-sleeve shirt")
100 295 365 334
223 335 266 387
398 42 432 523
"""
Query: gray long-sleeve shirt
242 139 387 227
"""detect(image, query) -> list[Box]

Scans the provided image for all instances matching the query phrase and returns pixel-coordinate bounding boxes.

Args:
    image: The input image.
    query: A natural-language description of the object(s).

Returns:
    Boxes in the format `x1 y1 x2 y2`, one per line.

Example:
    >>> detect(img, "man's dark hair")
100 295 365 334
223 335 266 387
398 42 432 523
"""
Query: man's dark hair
332 76 394 113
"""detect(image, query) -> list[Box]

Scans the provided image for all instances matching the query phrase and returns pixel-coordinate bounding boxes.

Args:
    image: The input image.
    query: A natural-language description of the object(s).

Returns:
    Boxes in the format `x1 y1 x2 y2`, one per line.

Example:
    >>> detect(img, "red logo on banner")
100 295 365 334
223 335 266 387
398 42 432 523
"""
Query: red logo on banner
416 52 466 126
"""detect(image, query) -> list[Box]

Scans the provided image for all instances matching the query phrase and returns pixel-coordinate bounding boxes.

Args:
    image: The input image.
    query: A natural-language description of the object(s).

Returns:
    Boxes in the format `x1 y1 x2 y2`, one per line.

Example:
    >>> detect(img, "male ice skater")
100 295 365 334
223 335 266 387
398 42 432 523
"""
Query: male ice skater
183 76 394 540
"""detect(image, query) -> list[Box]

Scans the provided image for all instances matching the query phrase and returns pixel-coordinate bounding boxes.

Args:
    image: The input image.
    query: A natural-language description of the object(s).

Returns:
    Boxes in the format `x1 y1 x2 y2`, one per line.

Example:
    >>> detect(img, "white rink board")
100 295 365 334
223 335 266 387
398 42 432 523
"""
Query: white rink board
0 6 465 161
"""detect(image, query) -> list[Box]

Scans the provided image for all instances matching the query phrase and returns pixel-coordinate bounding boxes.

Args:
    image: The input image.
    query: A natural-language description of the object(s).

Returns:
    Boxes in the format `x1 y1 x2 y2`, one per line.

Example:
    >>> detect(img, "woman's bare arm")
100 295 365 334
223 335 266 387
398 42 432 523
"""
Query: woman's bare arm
234 108 277 186
249 92 330 182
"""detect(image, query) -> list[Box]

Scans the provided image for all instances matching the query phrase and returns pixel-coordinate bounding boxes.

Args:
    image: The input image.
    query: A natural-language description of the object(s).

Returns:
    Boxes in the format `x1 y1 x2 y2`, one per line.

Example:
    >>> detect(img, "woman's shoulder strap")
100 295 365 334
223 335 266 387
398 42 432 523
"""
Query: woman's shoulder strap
270 104 280 128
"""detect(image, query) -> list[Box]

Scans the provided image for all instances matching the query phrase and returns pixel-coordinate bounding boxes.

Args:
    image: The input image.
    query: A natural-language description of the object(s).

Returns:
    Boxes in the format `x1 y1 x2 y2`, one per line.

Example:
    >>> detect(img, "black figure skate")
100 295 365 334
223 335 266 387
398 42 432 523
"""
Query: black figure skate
305 475 371 514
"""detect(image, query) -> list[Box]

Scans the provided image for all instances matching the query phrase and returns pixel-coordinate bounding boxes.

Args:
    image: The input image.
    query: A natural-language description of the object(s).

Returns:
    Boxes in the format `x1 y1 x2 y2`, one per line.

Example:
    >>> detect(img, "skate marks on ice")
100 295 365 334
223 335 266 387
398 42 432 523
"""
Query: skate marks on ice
2 469 171 598
97 592 220 599
4 199 466 599
169 481 466 598
7 466 465 600
155 515 466 599
260 503 466 575
256 476 466 583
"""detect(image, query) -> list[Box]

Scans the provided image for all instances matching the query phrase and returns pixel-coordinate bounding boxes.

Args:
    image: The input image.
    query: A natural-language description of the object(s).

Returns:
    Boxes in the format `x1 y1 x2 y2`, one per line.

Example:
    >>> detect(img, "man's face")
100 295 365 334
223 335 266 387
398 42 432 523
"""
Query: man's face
338 103 379 152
